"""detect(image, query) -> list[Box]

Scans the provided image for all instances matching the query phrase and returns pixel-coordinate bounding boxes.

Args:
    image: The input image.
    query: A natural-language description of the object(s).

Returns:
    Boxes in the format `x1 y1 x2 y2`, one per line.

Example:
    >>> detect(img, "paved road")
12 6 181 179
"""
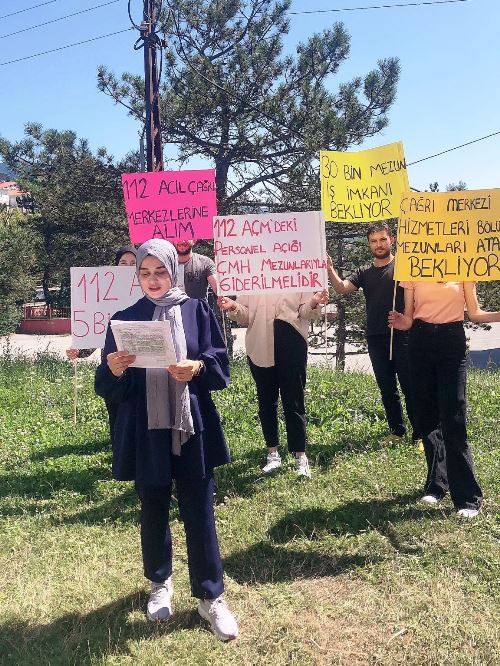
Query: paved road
2 322 499 374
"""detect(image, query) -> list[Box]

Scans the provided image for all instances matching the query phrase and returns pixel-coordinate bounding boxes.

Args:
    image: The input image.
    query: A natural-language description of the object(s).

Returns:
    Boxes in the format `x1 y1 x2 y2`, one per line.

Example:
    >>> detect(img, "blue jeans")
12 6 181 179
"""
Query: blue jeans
409 319 482 510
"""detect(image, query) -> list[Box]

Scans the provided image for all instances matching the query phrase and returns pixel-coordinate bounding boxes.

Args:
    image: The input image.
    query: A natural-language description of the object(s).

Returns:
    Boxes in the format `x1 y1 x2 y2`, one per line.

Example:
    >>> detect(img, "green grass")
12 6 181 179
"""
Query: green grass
0 350 498 665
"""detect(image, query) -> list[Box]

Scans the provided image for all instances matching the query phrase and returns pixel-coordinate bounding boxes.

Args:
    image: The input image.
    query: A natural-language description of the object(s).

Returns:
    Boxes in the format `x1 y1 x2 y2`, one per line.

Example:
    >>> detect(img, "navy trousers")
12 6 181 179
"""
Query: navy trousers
367 331 419 439
136 476 224 599
104 398 118 443
409 319 483 511
248 319 308 453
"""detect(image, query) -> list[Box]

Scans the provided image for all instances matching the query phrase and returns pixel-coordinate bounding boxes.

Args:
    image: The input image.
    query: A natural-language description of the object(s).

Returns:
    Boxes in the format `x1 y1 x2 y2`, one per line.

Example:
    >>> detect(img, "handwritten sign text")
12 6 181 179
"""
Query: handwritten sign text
320 141 409 223
395 189 500 281
70 266 143 348
122 169 217 243
214 211 327 294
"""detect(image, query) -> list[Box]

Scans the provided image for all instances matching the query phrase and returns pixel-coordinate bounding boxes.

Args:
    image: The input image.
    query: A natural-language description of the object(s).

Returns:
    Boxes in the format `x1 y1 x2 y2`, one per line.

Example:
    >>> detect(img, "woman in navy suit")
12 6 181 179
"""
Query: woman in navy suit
95 239 238 641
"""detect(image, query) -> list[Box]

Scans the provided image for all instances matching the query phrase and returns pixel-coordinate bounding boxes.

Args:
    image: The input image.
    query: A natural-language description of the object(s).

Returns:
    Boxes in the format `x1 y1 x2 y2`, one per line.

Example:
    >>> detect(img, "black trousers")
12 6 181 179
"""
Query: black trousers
248 319 308 453
409 319 483 510
135 476 224 599
367 332 418 439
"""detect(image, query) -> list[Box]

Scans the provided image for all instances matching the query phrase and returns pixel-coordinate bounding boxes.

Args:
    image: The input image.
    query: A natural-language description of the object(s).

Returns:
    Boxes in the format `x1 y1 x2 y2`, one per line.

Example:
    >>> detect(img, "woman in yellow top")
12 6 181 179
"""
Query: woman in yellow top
389 282 499 518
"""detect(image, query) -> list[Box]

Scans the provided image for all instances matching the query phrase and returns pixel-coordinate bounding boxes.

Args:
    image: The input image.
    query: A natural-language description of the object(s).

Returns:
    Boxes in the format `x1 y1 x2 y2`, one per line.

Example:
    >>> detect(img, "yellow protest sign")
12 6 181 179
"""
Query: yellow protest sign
320 141 409 223
394 189 500 282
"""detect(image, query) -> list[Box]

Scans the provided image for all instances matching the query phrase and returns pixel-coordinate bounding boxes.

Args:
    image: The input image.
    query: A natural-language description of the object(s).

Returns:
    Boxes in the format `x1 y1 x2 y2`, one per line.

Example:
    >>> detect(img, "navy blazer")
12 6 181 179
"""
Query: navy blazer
95 297 231 485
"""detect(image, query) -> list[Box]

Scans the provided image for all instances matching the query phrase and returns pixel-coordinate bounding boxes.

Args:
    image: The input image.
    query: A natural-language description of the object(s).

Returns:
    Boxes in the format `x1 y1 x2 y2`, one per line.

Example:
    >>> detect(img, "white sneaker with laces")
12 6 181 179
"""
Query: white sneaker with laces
457 508 480 518
147 577 173 622
262 452 281 474
295 455 311 478
198 597 239 641
420 495 439 505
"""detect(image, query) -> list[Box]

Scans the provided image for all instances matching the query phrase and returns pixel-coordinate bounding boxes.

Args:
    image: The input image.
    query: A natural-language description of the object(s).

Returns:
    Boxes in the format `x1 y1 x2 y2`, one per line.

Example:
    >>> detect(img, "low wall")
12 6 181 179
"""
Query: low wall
18 318 71 335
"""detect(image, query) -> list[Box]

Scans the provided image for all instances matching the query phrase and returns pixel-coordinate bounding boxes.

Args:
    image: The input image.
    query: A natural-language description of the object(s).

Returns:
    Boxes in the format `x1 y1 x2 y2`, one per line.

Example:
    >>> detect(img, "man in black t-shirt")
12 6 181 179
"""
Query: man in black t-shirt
327 222 418 443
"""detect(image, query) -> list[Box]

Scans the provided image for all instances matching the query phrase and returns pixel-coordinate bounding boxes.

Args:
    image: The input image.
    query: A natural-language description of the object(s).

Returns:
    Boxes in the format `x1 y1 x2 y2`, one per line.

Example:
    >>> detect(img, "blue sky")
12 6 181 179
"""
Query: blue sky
1 0 499 192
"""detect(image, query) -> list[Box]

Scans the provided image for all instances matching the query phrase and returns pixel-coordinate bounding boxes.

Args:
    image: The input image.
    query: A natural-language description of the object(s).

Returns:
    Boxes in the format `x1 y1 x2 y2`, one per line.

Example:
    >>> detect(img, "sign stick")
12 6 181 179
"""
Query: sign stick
389 235 400 362
73 358 78 425
323 307 327 358
389 279 397 361
221 309 228 347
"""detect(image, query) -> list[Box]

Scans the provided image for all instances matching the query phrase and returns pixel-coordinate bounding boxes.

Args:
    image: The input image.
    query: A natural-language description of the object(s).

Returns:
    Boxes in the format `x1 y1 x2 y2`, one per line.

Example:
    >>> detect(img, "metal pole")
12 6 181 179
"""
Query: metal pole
139 134 145 172
142 0 164 172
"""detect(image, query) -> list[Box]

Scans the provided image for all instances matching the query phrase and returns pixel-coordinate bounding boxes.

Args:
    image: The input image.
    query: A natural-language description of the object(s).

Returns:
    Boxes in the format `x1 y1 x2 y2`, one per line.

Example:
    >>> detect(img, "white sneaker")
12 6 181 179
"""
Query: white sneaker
147 577 173 622
198 597 239 641
420 495 439 505
457 508 480 518
295 455 311 478
262 452 281 474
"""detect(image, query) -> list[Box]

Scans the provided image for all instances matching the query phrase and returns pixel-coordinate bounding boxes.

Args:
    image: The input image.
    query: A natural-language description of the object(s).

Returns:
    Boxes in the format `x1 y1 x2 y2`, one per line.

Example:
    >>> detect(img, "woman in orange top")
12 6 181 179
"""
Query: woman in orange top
389 282 499 518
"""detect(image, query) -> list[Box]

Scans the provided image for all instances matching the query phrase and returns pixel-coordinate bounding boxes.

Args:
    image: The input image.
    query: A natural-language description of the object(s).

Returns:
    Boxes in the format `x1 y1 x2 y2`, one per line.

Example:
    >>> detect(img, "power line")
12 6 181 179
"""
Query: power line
0 0 474 65
0 0 62 21
408 130 500 166
156 1 496 167
0 0 473 41
0 1 121 40
0 28 134 67
0 1 492 175
288 0 472 16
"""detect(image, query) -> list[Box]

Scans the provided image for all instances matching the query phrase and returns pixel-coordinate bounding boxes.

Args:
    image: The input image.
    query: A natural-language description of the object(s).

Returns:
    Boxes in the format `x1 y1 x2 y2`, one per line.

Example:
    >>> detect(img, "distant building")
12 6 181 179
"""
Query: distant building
0 181 27 209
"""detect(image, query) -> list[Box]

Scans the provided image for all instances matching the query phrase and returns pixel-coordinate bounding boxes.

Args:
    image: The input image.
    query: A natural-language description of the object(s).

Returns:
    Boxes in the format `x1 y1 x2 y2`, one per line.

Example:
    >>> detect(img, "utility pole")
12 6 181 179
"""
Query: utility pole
139 132 146 172
141 0 164 172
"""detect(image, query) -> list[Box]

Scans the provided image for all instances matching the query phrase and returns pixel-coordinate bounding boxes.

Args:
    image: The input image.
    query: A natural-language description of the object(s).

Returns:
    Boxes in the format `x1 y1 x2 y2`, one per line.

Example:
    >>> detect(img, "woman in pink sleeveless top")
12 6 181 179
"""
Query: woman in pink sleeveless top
389 282 499 518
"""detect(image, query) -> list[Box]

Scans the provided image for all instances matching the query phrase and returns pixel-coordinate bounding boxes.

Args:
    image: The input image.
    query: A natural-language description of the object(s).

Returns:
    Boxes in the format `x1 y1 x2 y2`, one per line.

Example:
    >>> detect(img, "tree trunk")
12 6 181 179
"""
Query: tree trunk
215 111 231 214
335 300 346 371
215 157 230 215
214 121 233 355
42 268 52 304
335 235 346 371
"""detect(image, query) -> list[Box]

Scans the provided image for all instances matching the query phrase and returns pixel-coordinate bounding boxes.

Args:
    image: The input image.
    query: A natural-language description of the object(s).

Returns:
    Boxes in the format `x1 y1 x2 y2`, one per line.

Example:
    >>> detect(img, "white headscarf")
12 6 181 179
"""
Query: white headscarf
136 239 194 455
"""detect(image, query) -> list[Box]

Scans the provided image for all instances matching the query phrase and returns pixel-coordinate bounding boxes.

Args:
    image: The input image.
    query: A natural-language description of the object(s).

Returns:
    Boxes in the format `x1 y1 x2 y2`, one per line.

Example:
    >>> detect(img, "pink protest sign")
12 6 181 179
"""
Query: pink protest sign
122 169 217 243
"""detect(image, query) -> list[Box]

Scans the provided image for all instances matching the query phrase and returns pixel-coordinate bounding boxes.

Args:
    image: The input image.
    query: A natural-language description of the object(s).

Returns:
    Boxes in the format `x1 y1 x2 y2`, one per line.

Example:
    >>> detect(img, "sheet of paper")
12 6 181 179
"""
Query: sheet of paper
110 320 178 368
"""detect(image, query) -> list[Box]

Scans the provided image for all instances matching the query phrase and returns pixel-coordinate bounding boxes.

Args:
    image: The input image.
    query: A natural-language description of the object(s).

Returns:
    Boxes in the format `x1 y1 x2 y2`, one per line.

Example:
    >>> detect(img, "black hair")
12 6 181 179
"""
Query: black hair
114 245 137 265
366 222 392 240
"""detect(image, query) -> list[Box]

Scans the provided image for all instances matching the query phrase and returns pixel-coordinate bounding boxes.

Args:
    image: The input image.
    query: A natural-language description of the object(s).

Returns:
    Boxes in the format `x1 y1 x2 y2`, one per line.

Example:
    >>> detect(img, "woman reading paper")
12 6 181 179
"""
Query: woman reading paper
95 239 238 640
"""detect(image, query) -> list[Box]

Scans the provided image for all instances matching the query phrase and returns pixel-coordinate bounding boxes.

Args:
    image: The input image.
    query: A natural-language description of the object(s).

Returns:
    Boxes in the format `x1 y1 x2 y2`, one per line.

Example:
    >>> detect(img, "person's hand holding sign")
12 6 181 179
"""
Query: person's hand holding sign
310 290 329 309
388 310 412 331
218 296 237 312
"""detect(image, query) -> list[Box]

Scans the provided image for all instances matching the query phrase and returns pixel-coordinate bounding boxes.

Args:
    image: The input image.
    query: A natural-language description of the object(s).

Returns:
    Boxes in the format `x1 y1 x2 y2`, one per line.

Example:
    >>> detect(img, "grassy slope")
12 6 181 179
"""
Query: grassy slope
0 353 498 666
